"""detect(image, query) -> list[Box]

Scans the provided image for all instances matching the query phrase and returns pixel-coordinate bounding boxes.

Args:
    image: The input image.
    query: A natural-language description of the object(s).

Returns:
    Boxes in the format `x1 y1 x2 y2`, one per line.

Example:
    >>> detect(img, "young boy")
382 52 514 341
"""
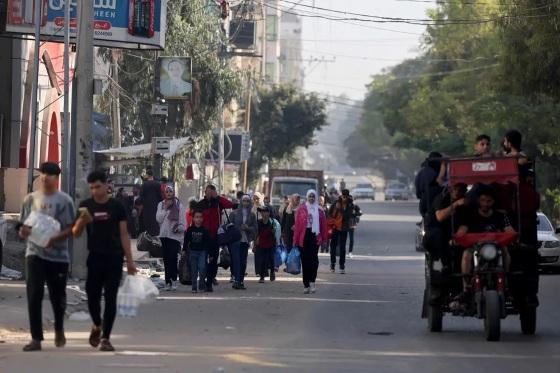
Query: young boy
183 210 210 293
255 206 278 283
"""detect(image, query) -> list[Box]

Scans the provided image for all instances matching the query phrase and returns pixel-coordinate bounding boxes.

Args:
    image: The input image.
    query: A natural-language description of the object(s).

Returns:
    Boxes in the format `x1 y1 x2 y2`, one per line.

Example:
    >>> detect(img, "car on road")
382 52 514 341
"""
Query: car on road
384 180 409 201
537 212 560 271
351 183 376 200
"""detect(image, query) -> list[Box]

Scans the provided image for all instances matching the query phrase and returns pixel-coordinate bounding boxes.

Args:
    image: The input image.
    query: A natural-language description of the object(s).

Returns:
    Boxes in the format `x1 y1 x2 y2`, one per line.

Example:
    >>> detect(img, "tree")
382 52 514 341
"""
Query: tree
248 84 327 182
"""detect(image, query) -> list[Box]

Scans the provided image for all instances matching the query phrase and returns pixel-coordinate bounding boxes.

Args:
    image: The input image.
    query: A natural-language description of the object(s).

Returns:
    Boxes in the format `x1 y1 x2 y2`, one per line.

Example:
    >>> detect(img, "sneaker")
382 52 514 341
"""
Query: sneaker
303 287 311 294
22 340 41 352
340 269 346 274
310 283 316 294
213 279 219 286
165 283 172 292
89 326 102 347
349 253 354 259
171 281 178 291
232 282 240 290
191 288 198 294
239 283 247 290
54 329 66 348
270 271 276 282
259 277 265 284
330 266 335 273
99 339 115 352
230 276 235 283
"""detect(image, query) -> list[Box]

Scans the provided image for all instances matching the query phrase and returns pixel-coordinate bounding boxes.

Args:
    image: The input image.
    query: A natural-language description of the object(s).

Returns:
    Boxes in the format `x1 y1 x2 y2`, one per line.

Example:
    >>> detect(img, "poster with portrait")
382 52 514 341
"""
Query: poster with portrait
155 57 192 100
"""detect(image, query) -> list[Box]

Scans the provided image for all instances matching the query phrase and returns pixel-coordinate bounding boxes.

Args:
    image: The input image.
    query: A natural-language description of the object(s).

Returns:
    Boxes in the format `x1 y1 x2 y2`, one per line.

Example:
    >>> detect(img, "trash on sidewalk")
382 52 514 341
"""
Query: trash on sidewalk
68 311 90 321
0 265 23 280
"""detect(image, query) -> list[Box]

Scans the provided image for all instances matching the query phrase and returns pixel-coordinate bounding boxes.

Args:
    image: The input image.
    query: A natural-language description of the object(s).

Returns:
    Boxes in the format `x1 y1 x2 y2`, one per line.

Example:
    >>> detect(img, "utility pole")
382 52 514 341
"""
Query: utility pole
241 72 252 191
61 0 71 193
72 0 94 279
26 0 42 193
110 50 122 149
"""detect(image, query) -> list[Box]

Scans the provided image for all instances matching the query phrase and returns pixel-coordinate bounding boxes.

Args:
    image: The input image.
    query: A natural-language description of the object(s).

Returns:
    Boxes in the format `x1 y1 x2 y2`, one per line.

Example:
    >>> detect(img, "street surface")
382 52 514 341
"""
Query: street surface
1 201 560 372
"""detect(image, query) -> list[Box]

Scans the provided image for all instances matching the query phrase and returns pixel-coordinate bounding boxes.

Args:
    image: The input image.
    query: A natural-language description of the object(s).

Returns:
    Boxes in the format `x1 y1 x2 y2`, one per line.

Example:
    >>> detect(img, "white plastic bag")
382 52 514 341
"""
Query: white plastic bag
117 275 159 318
24 211 61 247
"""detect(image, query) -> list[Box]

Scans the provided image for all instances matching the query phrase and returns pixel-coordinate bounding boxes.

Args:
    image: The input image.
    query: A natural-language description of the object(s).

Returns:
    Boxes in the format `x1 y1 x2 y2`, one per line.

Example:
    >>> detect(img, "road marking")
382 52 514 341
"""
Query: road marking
225 353 287 367
158 295 392 304
360 214 420 223
338 254 424 261
98 363 167 369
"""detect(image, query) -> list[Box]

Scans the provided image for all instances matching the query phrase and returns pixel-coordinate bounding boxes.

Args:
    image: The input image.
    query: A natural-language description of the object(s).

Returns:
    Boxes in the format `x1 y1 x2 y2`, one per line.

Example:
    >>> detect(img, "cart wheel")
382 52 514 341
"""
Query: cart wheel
520 306 537 335
484 290 501 341
428 304 443 332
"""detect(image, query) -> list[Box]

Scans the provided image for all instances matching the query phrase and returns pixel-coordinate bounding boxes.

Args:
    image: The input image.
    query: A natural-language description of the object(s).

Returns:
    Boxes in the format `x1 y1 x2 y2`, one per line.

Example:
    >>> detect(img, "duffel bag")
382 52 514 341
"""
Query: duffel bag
137 231 162 254
178 252 192 285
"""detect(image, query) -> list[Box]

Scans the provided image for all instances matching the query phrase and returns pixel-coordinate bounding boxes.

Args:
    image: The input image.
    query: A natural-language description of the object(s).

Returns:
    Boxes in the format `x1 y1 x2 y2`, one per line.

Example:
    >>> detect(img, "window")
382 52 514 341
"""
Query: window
266 15 278 41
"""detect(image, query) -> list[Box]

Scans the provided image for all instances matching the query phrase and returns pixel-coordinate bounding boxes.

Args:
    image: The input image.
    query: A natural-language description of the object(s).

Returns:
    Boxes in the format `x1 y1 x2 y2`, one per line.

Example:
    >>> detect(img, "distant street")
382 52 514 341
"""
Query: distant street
2 201 560 372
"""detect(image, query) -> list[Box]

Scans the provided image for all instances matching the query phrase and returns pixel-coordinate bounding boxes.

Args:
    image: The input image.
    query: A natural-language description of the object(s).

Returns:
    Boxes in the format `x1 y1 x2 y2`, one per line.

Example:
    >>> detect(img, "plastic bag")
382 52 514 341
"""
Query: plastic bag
117 275 159 317
218 247 231 270
279 245 288 265
23 211 61 248
178 252 192 285
275 245 284 268
286 247 301 275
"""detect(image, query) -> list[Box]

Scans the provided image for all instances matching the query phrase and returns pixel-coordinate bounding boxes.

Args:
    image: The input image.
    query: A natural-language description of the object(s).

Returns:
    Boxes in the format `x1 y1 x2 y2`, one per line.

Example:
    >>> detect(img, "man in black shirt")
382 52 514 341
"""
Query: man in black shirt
73 171 137 352
424 183 468 268
456 187 514 292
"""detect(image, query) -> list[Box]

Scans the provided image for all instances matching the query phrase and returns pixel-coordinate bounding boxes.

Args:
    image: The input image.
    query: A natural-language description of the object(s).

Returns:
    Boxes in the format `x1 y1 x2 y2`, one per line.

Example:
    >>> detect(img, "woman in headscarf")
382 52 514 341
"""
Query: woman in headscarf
252 192 264 215
156 185 186 291
281 194 300 252
229 194 257 289
293 190 328 294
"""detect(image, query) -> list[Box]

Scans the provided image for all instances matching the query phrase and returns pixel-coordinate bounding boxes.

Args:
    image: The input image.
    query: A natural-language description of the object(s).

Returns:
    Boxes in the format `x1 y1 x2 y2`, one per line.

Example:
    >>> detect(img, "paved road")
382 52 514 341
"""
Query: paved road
1 201 559 372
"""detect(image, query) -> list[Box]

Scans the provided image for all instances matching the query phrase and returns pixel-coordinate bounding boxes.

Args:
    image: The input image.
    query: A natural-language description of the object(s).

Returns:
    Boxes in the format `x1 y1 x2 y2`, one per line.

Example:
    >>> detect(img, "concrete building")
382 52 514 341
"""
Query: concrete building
279 12 303 88
264 0 281 85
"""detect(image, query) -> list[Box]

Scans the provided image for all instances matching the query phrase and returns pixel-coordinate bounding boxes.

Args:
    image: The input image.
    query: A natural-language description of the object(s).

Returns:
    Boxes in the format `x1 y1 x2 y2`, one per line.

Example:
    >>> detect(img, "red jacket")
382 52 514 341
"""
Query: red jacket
293 204 328 248
196 196 234 240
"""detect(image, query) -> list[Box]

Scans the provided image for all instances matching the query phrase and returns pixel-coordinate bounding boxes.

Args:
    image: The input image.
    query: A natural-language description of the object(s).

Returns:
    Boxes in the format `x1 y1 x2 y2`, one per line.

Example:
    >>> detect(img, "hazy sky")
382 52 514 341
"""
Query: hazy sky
287 0 435 101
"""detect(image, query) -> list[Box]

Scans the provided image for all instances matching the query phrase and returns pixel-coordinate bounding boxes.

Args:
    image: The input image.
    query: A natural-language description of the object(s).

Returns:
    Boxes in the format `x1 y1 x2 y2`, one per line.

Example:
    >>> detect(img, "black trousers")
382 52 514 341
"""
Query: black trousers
161 237 180 284
254 247 274 279
86 253 123 339
301 228 319 287
348 228 355 253
25 256 68 341
330 229 348 269
205 240 219 289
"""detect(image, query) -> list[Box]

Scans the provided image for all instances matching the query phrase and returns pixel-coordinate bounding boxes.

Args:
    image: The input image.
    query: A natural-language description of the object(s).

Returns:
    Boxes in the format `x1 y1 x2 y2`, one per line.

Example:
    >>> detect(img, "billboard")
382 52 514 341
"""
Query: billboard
155 56 192 100
4 0 167 49
205 130 250 164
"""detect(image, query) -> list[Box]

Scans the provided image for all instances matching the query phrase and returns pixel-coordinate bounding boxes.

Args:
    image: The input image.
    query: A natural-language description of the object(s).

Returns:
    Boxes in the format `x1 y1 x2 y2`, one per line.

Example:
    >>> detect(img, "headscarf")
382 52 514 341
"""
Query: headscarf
305 189 320 234
241 194 252 217
252 192 264 206
165 185 180 222
286 193 300 214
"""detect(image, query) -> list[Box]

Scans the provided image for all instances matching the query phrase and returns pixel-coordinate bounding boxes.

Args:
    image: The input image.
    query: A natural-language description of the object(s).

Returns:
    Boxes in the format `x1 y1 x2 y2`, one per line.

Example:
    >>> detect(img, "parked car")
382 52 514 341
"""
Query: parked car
415 220 425 252
351 183 376 200
384 181 409 201
537 212 560 271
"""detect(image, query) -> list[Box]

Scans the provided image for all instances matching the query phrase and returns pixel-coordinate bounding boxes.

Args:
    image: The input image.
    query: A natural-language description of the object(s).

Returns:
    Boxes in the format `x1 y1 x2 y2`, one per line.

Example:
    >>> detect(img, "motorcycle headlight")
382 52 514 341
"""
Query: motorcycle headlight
480 244 497 261
544 240 560 248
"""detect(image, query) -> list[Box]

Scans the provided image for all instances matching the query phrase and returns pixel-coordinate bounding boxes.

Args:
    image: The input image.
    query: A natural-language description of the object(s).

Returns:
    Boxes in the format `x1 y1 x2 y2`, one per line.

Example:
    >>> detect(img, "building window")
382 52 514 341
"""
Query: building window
266 15 278 41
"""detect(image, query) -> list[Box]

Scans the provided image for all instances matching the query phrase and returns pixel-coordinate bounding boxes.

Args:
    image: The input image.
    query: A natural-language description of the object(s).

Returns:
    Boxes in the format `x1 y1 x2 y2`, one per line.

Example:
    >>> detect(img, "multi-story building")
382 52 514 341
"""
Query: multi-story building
279 12 303 88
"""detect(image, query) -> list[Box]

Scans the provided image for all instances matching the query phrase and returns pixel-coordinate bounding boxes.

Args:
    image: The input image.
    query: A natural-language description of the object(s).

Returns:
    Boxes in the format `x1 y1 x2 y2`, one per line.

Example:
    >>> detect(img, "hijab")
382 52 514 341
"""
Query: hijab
165 185 180 222
305 189 320 235
286 193 300 214
241 194 251 217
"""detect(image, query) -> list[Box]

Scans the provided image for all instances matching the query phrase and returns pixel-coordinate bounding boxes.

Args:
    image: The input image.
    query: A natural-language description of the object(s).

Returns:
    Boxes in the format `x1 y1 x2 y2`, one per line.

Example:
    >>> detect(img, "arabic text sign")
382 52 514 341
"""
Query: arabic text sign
5 0 167 49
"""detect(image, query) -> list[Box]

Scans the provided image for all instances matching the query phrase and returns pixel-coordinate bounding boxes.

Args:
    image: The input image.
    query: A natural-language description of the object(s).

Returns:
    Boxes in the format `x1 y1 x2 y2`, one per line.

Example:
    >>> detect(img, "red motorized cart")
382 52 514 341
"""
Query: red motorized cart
421 156 539 341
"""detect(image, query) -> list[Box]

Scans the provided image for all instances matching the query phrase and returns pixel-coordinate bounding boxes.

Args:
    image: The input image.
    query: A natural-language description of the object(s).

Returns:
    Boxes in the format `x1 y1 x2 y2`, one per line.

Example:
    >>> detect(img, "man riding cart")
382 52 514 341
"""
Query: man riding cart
422 156 539 341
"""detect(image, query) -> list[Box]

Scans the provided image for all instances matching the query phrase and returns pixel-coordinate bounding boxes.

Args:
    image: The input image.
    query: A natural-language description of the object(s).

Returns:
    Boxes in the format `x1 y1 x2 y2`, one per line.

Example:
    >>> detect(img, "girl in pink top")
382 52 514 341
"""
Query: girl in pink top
293 190 328 294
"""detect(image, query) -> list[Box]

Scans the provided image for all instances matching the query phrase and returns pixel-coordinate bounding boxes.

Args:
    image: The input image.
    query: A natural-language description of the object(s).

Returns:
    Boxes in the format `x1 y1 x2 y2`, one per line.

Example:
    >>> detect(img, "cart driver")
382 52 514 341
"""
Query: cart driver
456 186 515 296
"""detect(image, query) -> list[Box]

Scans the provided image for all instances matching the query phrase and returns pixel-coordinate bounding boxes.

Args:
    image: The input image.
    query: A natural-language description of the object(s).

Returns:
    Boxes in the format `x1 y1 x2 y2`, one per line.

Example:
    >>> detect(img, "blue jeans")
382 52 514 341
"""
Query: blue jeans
230 241 249 284
190 250 207 291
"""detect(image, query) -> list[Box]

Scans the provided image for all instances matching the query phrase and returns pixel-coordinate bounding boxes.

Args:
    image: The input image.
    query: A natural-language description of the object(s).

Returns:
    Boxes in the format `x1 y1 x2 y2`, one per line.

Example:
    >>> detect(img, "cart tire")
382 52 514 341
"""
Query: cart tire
428 304 443 332
484 290 501 341
520 306 537 335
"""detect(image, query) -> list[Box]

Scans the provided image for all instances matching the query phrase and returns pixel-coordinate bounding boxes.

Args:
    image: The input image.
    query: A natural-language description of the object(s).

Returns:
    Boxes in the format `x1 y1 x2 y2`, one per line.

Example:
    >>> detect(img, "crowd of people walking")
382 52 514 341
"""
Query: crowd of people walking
16 163 363 352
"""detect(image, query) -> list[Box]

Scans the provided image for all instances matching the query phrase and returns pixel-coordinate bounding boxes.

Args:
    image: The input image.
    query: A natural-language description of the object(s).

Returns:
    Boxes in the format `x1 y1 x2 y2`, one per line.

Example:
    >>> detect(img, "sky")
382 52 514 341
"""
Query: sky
287 0 436 101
